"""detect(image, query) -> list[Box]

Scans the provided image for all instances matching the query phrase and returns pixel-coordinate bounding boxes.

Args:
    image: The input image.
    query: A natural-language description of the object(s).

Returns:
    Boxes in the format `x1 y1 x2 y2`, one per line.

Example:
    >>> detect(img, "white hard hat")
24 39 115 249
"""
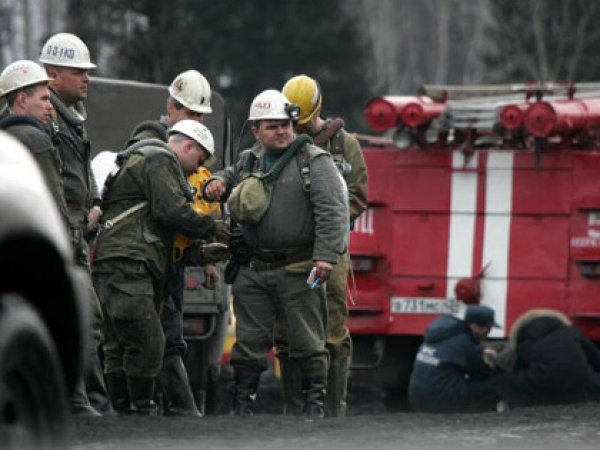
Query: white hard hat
169 119 215 156
39 33 96 69
248 89 297 121
169 70 212 114
0 60 53 97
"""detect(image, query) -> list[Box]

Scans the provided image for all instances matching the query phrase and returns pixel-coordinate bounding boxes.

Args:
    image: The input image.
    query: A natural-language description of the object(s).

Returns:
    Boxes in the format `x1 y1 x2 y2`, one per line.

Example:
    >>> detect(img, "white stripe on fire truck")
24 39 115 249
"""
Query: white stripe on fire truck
482 151 514 337
446 151 479 302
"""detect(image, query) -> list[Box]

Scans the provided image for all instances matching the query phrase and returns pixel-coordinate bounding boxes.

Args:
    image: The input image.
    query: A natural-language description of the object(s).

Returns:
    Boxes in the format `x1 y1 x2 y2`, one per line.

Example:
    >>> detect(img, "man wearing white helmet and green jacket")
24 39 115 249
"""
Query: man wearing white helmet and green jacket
39 32 108 416
0 60 68 224
204 89 348 418
92 120 218 415
124 69 220 417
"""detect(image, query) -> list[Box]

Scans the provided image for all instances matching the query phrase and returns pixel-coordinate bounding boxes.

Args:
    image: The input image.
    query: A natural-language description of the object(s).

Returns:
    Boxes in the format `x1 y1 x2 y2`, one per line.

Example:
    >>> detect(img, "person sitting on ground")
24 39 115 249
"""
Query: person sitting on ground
408 305 500 413
491 309 600 409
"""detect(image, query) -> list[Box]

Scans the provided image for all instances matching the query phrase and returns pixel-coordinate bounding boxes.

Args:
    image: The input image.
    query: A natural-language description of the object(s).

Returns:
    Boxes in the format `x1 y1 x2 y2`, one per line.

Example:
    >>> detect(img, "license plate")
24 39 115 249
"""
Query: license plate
390 297 461 315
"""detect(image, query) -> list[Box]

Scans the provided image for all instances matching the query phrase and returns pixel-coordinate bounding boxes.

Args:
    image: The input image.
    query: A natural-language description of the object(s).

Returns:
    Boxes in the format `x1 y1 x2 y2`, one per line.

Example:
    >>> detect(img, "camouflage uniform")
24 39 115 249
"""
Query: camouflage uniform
212 136 348 416
275 119 368 417
49 89 108 415
92 139 214 413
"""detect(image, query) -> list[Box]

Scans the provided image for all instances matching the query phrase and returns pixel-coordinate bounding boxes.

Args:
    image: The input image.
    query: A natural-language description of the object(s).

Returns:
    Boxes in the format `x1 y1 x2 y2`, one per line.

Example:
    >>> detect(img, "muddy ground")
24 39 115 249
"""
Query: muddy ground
70 379 600 450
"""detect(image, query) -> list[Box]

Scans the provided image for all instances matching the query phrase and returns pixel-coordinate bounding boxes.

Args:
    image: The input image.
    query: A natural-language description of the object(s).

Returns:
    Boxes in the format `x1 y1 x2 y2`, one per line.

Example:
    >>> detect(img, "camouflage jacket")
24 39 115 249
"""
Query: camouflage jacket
94 139 215 280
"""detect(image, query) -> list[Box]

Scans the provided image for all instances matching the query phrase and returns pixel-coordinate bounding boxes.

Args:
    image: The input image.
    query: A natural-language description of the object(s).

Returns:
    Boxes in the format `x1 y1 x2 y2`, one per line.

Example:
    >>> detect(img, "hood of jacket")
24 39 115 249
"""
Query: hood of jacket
423 315 470 344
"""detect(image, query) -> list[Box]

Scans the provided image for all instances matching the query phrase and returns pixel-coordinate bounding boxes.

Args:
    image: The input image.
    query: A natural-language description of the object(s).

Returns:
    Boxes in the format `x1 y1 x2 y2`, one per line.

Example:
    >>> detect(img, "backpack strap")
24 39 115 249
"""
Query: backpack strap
296 144 312 192
313 118 345 156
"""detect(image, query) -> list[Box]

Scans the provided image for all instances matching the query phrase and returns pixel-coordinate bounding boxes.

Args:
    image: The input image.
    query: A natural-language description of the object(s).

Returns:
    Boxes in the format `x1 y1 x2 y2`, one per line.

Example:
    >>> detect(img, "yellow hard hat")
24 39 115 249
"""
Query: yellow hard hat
282 75 322 125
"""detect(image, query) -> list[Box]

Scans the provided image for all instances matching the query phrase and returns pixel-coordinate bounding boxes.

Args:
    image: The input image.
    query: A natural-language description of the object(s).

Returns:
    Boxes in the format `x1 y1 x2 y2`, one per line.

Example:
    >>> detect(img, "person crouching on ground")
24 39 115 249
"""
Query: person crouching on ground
408 305 499 413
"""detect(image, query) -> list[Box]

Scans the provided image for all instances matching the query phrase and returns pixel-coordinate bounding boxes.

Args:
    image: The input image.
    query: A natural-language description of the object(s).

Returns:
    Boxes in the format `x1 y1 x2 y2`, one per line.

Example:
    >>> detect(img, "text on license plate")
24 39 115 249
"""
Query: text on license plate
391 297 461 315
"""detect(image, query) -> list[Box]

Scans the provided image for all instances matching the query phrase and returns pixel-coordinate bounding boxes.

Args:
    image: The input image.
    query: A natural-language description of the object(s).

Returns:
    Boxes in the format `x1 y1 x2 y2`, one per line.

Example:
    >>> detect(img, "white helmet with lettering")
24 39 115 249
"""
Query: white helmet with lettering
0 60 53 97
248 89 299 121
169 119 215 156
169 70 212 114
39 33 96 69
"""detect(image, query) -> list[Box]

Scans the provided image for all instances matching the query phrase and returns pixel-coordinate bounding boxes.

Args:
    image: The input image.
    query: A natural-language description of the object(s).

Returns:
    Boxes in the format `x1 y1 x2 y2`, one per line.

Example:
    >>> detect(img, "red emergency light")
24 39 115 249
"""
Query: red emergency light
499 104 529 130
523 98 600 137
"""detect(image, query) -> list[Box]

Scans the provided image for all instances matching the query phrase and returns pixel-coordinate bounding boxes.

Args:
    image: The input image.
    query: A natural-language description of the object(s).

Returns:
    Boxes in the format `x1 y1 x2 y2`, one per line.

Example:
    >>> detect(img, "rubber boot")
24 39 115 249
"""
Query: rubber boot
105 372 130 414
86 352 113 414
127 376 159 416
203 365 220 416
324 356 349 417
70 377 101 417
231 366 261 417
277 353 303 416
300 358 327 420
159 354 202 417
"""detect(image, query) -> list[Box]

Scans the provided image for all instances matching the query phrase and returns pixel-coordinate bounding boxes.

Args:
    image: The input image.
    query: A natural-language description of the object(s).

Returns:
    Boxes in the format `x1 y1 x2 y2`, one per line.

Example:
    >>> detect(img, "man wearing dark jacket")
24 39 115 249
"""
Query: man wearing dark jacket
408 305 499 413
493 309 600 408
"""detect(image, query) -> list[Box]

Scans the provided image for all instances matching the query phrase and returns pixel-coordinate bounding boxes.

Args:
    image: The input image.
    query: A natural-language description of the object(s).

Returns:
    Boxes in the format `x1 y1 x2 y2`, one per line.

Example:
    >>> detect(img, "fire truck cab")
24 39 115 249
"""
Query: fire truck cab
348 83 600 401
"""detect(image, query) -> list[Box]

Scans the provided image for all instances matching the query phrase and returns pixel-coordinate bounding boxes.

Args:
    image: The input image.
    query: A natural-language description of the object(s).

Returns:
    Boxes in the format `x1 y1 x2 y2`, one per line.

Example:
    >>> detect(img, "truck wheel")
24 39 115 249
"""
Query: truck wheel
0 294 68 449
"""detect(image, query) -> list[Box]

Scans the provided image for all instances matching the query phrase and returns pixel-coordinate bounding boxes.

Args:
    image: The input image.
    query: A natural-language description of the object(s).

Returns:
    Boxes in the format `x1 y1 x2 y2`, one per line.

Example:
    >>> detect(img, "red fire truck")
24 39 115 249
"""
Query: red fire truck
348 83 600 400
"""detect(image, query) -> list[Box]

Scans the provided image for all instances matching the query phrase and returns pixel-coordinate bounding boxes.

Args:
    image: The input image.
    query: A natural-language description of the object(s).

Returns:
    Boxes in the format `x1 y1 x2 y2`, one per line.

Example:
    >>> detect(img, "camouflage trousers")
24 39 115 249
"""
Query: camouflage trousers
230 262 328 372
92 258 165 378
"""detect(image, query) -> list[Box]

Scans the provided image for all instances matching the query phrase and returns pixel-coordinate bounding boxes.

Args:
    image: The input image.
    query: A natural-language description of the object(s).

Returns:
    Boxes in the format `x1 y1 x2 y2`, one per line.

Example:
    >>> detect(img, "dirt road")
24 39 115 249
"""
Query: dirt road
70 400 600 450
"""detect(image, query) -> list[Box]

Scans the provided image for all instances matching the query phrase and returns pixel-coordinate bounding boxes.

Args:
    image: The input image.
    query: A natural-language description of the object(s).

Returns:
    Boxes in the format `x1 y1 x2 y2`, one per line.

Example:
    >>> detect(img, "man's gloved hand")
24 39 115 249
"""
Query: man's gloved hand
213 219 231 245
201 242 230 263
202 264 220 290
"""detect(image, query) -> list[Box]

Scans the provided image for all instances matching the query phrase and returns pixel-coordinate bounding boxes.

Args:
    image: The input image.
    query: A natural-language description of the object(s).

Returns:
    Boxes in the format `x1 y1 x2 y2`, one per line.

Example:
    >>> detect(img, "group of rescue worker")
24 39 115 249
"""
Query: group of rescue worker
3 31 600 421
409 304 600 413
0 31 367 419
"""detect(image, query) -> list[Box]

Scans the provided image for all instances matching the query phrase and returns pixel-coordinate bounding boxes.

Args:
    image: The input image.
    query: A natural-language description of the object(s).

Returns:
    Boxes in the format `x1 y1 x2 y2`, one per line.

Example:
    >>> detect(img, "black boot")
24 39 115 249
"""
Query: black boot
105 372 130 414
203 364 220 416
324 356 349 417
70 377 101 417
300 358 327 419
86 352 113 414
277 353 303 416
127 376 158 416
231 366 261 417
159 354 202 417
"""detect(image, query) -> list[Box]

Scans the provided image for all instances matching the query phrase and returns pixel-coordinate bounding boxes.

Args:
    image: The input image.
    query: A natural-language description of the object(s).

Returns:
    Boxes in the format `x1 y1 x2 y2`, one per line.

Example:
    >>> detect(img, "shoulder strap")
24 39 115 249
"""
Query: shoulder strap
295 144 312 192
313 118 345 156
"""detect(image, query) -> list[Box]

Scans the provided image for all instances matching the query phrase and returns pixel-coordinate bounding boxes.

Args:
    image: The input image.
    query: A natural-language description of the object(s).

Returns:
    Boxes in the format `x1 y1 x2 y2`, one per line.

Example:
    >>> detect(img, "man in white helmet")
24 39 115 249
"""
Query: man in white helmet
122 69 225 417
39 32 107 416
92 120 218 415
204 89 348 418
0 60 68 225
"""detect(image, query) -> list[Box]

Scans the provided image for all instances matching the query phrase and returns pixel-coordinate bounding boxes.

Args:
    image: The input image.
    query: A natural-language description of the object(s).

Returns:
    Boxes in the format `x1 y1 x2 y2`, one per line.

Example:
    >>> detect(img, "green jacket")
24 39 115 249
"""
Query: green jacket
94 139 215 280
0 115 69 226
49 90 99 219
314 119 368 221
214 138 348 264
125 117 169 148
